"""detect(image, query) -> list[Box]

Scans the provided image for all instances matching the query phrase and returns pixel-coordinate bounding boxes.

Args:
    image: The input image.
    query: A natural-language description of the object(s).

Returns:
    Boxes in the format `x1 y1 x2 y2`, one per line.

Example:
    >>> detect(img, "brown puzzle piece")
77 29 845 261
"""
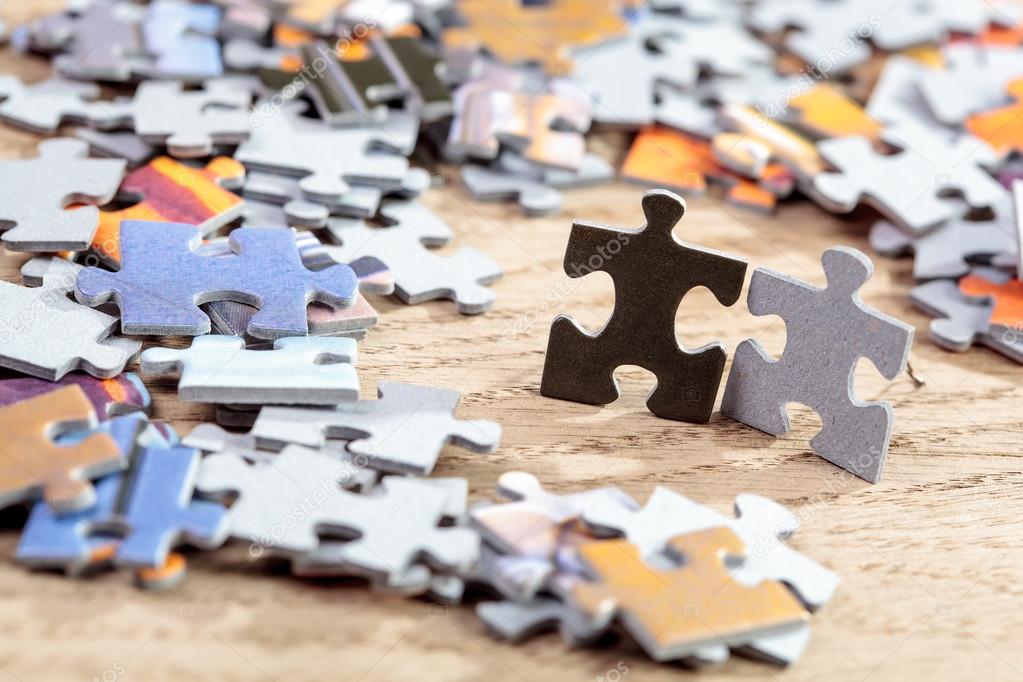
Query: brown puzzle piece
0 385 123 513
571 528 809 661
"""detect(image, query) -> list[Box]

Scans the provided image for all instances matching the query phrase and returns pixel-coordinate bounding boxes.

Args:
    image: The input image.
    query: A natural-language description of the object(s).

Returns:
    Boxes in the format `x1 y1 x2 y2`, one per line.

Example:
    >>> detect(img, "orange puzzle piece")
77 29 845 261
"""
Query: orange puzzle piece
959 275 1023 328
622 127 794 213
966 78 1023 157
571 528 809 661
0 386 123 514
443 0 626 74
91 156 245 265
715 104 824 181
786 85 883 140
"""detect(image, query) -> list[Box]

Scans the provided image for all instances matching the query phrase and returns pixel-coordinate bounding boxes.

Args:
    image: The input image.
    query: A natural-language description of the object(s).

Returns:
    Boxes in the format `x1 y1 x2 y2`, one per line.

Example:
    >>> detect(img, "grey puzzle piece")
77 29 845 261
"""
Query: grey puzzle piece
721 247 914 483
224 39 293 71
0 138 124 252
183 423 379 490
0 269 140 381
461 164 564 216
813 121 1004 233
869 198 1018 281
866 55 951 131
42 0 146 82
252 381 501 476
75 221 359 338
130 79 252 158
195 447 479 579
642 14 774 77
498 150 614 190
321 201 502 314
909 277 1023 363
0 76 132 133
236 107 413 200
141 335 359 405
74 129 156 167
655 86 721 139
581 487 839 610
917 44 1023 126
244 171 383 222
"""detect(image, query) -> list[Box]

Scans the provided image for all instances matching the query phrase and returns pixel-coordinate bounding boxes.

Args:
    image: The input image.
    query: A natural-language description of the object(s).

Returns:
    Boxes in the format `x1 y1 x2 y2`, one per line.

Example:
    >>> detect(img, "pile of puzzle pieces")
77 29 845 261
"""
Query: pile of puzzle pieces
4 0 1023 671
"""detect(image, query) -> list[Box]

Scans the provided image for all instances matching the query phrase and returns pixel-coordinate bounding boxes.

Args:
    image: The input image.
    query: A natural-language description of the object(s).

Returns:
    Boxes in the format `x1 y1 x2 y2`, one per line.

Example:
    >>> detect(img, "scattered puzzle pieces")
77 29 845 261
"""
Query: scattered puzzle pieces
541 190 747 423
722 247 914 482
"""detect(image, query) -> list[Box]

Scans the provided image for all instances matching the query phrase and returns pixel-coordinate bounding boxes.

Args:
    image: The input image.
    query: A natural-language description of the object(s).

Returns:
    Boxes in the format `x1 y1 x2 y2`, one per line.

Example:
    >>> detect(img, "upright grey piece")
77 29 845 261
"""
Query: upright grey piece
721 247 914 483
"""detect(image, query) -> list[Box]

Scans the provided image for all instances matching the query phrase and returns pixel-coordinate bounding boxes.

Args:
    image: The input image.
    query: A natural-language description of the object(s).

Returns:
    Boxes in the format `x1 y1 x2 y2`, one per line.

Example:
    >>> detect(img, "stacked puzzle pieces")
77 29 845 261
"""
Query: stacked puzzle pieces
0 0 1021 671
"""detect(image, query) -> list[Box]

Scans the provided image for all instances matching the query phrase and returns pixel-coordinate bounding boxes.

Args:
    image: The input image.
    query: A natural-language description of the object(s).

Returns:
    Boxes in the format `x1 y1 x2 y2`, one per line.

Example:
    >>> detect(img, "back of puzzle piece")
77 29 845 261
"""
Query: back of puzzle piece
721 247 913 482
541 190 747 423
75 221 359 338
252 381 501 476
0 386 124 514
0 138 125 252
141 335 360 404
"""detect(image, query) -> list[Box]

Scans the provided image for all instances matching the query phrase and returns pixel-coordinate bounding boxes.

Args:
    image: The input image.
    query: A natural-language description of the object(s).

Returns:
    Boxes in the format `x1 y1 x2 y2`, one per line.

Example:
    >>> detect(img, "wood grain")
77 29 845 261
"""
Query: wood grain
1 3 1021 680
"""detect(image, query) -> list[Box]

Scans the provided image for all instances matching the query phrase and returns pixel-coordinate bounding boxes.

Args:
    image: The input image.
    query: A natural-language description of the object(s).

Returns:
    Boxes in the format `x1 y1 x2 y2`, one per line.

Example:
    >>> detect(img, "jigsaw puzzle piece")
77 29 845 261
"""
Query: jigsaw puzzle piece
141 335 360 404
0 386 124 513
0 371 149 419
0 138 125 252
917 45 1023 126
0 268 141 381
0 77 132 133
114 444 228 568
244 171 383 221
137 0 223 81
321 201 502 314
967 78 1023 158
91 156 245 265
42 0 145 82
461 164 563 216
130 79 252 158
541 190 747 423
75 129 156 168
569 530 809 663
252 381 501 475
722 247 914 482
75 221 359 338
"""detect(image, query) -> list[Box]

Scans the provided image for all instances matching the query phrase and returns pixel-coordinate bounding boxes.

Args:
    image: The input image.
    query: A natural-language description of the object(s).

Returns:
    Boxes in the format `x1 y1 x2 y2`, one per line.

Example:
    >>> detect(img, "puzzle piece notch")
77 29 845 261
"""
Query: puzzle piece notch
252 381 501 476
721 247 914 482
570 529 809 663
75 221 359 339
0 138 125 252
0 386 124 514
321 201 502 314
540 190 748 423
141 335 360 405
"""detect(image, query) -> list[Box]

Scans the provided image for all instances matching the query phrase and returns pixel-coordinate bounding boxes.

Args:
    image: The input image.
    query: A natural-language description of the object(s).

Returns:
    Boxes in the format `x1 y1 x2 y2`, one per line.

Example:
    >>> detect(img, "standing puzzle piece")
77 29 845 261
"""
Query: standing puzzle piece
966 78 1023 158
540 190 747 423
253 381 501 475
622 127 794 214
721 247 914 483
91 156 245 265
115 444 228 568
196 446 479 580
0 269 140 381
814 121 1004 233
0 386 123 513
909 276 1023 362
570 530 809 663
141 335 359 405
321 201 502 314
0 138 124 252
130 79 252 158
442 0 625 75
75 221 359 338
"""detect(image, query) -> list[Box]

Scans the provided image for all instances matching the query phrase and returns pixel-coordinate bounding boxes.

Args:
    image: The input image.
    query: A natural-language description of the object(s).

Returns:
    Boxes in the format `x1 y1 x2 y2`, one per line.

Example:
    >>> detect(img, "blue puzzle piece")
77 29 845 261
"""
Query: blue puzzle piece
75 221 359 339
114 444 228 568
140 2 223 81
17 414 148 574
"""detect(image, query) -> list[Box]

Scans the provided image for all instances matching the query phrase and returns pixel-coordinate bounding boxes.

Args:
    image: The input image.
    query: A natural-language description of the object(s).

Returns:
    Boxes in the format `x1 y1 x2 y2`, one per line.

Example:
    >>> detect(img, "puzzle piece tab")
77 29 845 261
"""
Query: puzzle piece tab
75 221 359 338
141 335 359 404
721 247 914 482
540 190 747 423
253 381 501 475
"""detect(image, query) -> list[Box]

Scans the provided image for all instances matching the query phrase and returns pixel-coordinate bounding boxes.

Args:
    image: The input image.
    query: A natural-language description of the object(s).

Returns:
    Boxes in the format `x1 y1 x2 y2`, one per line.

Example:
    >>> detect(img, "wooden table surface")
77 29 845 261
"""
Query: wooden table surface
1 3 1022 681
